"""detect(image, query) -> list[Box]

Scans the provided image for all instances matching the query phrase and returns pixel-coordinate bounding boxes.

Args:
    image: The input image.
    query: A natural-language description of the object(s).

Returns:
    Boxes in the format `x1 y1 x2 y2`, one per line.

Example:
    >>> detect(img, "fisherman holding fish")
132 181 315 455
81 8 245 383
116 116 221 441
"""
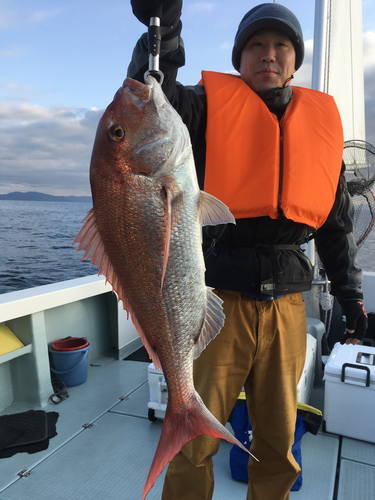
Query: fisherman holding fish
124 2 368 499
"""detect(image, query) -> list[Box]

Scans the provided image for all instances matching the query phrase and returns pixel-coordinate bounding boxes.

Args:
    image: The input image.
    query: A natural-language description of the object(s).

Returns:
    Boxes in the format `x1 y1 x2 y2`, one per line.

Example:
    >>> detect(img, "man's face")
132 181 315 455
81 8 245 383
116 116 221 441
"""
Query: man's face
239 28 296 92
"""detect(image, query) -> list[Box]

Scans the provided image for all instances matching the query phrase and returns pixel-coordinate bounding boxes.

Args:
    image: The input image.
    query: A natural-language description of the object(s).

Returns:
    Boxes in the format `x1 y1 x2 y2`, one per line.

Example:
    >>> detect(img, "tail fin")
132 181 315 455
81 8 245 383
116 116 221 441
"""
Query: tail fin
142 394 255 500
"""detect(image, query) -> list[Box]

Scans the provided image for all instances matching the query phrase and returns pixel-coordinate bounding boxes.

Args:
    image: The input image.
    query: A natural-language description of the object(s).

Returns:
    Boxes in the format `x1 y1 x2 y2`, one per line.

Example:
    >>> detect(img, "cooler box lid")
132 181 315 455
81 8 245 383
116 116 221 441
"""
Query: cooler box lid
324 342 375 387
148 362 163 375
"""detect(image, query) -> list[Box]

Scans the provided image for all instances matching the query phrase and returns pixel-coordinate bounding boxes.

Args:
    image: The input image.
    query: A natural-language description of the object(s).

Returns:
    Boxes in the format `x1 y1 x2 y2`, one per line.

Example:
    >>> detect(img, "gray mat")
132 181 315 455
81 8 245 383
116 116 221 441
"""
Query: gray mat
0 412 165 500
110 382 149 419
0 410 341 500
341 437 375 466
290 432 339 499
337 459 375 500
0 360 148 493
1 371 366 500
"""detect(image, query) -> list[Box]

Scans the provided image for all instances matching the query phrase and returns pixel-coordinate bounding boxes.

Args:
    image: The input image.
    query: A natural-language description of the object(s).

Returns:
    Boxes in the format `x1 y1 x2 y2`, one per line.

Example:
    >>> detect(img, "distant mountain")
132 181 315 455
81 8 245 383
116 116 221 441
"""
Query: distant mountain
0 191 92 203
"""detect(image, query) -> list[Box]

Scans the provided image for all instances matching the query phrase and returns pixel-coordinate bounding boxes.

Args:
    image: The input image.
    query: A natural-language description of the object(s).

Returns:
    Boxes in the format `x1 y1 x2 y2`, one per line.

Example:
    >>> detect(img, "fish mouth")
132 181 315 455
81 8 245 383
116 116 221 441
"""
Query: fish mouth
122 77 151 101
110 78 151 112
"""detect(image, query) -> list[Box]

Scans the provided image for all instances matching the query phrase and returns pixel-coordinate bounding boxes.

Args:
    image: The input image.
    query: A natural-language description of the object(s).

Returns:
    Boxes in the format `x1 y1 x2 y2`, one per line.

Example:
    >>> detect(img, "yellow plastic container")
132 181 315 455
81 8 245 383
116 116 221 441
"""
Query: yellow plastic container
0 325 24 356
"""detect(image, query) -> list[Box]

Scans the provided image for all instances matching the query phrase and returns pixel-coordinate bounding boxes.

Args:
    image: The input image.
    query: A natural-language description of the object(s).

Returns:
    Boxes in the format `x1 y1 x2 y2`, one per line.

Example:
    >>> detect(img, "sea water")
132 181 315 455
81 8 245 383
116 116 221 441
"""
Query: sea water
0 200 97 294
0 199 374 295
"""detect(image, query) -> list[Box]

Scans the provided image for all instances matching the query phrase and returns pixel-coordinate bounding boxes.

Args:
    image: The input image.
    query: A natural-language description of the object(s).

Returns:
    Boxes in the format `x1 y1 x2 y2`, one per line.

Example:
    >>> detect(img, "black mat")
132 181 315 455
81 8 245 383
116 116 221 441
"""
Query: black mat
0 410 59 458
124 346 151 363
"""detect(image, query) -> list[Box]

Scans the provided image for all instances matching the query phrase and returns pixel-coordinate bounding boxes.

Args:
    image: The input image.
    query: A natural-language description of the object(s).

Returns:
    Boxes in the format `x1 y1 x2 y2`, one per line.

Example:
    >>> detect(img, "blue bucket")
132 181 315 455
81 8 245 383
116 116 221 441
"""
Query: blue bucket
49 343 90 387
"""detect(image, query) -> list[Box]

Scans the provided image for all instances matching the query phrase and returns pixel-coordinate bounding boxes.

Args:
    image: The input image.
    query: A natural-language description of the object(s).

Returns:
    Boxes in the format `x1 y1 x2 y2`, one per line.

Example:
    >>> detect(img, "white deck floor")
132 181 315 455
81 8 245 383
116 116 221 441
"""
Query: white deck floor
0 357 374 500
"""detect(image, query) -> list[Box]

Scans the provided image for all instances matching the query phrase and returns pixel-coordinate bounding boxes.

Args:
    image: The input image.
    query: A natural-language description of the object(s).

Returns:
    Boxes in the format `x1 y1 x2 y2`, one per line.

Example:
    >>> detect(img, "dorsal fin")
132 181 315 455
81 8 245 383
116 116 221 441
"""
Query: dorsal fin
73 208 162 370
199 191 236 226
192 288 225 359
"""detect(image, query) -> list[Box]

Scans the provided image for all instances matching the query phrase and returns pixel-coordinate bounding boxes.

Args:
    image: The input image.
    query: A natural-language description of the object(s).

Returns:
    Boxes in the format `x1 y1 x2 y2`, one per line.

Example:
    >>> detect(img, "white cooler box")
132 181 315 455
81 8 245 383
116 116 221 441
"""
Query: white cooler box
297 333 317 404
147 363 168 421
147 332 317 420
324 342 375 443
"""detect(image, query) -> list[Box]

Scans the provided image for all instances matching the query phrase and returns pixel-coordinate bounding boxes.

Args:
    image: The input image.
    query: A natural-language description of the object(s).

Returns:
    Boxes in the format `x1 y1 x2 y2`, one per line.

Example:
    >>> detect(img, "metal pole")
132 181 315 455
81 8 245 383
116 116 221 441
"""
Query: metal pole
311 0 328 92
304 1 331 319
304 0 329 274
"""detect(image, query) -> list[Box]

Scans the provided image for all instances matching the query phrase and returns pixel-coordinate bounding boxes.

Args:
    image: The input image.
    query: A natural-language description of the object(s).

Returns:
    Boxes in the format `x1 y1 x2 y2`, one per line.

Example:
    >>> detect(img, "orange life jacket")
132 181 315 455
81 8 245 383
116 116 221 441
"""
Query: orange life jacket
201 71 344 229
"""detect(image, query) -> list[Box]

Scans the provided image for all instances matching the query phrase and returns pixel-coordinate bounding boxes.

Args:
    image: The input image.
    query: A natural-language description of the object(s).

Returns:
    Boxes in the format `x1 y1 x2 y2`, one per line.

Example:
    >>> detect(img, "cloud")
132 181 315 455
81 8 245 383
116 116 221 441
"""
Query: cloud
186 2 216 15
1 29 374 199
0 8 18 30
0 101 102 196
0 45 28 59
363 31 375 78
29 9 63 24
0 81 34 93
292 39 313 89
219 42 232 51
0 6 63 31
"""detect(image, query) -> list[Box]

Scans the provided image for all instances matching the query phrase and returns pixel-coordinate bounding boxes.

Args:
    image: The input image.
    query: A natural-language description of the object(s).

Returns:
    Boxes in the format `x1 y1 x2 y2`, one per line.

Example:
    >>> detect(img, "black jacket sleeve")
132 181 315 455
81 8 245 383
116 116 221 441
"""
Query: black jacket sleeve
315 161 363 302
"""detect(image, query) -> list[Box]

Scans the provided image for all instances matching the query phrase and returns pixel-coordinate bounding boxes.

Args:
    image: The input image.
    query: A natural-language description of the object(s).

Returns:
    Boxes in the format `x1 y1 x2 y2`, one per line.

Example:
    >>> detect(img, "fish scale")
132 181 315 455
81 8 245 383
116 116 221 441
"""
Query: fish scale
74 75 256 499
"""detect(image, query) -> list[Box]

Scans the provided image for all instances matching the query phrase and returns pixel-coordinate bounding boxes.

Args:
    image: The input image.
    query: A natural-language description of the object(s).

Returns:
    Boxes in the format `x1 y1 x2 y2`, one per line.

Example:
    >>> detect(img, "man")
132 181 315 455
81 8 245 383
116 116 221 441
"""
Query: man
129 2 367 499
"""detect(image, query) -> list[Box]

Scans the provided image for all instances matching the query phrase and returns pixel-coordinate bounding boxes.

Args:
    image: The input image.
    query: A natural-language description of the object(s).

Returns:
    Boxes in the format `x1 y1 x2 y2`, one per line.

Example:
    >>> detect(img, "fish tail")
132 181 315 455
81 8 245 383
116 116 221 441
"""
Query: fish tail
141 394 254 500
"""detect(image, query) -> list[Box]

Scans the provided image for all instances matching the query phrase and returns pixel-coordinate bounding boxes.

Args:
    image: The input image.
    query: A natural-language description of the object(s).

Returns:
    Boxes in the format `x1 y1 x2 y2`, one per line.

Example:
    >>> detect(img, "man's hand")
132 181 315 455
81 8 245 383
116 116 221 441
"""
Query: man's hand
339 300 368 345
131 0 182 28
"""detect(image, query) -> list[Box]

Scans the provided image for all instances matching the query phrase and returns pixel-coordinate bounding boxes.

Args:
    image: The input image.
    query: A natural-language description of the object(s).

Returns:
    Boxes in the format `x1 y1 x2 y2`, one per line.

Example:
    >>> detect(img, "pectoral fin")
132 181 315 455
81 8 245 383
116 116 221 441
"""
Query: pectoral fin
192 288 226 359
161 181 184 289
199 191 235 226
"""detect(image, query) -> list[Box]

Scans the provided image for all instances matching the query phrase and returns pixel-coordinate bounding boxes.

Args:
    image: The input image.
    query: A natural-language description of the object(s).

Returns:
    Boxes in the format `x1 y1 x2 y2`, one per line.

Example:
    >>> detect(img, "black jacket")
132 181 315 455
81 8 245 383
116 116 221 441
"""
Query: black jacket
127 32 363 302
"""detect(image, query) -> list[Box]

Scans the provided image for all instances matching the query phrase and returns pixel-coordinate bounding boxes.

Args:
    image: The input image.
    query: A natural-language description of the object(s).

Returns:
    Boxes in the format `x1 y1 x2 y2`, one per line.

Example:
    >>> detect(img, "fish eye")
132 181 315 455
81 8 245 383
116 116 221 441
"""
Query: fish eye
109 124 125 142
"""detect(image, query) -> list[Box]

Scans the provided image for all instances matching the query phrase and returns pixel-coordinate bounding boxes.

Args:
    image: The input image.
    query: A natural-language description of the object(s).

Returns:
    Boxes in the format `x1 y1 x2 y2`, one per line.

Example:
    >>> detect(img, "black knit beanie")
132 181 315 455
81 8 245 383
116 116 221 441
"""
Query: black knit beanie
232 3 304 72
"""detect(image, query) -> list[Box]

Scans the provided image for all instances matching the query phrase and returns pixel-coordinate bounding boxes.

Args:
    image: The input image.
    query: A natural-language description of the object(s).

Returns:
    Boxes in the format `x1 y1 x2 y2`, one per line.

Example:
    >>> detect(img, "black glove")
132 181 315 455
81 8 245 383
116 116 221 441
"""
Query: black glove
339 299 368 344
131 0 182 31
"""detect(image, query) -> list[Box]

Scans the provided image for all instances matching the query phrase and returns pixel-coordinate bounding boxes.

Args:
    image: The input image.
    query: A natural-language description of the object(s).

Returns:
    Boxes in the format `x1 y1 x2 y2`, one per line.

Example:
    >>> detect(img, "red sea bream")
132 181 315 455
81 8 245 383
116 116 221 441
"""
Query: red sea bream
74 75 253 499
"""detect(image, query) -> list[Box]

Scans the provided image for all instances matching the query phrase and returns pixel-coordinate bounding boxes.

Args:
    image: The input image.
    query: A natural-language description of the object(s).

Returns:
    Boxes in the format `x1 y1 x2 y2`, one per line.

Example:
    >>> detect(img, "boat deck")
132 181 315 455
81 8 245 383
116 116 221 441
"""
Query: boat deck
0 356 374 500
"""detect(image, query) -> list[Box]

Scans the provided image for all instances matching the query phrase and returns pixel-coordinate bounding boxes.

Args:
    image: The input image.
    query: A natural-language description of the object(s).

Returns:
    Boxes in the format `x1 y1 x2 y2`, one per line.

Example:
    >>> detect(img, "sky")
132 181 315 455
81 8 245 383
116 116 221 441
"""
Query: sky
1 0 375 197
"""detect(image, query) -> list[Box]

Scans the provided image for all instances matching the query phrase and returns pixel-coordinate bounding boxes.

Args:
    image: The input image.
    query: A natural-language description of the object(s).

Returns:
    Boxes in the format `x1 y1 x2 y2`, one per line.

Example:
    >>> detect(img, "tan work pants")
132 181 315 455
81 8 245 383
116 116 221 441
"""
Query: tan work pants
161 290 307 500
